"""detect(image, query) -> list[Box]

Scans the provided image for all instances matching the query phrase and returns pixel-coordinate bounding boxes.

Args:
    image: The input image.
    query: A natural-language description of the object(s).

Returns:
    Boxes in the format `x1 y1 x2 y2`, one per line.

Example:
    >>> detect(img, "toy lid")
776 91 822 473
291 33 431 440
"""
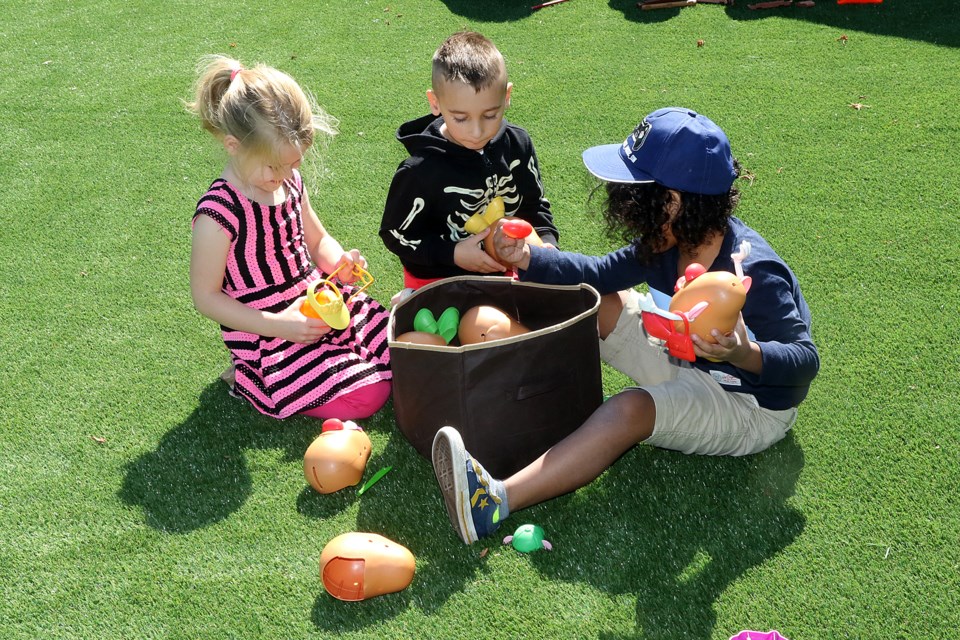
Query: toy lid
306 281 350 330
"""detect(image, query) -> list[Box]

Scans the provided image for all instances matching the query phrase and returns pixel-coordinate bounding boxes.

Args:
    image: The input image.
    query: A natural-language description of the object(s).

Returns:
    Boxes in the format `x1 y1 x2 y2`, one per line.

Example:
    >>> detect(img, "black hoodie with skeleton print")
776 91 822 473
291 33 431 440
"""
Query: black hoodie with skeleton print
380 113 559 281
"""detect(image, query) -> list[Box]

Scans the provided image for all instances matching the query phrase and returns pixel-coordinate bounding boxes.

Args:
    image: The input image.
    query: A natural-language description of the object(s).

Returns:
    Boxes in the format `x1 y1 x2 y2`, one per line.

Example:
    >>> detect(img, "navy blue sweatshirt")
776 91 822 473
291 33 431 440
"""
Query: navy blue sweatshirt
521 217 818 410
380 113 559 280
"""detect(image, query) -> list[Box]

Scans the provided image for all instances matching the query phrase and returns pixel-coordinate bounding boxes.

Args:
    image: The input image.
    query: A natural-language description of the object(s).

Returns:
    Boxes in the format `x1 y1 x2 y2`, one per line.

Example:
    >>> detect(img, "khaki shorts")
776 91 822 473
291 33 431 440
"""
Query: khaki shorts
599 290 798 456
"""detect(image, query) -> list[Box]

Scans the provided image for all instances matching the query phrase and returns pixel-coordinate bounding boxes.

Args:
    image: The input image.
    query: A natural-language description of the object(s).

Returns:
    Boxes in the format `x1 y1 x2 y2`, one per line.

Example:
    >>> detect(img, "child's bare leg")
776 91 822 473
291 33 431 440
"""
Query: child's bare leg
505 388 655 511
598 290 628 340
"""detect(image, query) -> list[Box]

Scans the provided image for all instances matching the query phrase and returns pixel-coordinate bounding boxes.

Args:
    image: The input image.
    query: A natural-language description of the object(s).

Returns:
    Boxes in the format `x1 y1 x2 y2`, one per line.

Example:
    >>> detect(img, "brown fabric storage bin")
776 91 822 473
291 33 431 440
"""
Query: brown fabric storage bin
388 276 603 478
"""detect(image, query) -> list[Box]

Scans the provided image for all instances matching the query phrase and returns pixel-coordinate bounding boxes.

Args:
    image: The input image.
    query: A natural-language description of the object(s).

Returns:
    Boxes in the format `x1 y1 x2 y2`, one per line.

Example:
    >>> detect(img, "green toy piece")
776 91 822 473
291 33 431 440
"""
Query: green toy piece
357 466 393 496
503 524 553 553
412 307 460 344
436 307 460 343
414 308 439 334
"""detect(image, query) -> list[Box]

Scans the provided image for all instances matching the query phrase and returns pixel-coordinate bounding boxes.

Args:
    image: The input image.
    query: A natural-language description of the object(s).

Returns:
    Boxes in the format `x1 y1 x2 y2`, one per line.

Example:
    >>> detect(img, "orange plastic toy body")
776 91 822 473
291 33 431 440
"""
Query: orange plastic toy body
303 419 372 494
393 331 448 346
320 532 416 601
458 305 531 345
640 242 753 362
670 271 748 343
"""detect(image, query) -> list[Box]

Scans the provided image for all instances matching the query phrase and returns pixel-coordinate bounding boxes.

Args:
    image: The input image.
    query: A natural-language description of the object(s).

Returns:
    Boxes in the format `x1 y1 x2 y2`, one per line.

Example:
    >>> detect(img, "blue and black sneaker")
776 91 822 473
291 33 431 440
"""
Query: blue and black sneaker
432 426 505 544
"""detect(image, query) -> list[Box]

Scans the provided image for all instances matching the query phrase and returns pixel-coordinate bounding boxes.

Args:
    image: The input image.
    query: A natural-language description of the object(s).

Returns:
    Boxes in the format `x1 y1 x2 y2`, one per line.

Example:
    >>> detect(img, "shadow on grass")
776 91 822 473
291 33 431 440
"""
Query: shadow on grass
118 383 332 533
119 381 805 637
307 422 805 637
609 0 958 47
305 422 497 631
528 432 806 639
436 0 539 22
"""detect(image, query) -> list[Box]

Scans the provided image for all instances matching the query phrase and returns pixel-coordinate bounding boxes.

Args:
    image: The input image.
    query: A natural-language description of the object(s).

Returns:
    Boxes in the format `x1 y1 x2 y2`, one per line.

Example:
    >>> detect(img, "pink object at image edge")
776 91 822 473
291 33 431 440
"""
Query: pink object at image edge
729 631 789 640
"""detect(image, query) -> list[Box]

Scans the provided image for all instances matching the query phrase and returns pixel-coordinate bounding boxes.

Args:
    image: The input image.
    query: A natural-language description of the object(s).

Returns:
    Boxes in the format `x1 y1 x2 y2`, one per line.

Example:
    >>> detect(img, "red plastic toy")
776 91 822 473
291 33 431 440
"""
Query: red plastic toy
640 241 753 362
501 218 534 239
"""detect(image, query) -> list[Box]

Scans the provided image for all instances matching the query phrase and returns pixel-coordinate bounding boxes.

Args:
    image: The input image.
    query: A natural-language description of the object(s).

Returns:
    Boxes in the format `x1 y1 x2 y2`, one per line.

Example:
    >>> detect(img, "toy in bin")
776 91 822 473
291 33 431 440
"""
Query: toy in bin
303 419 371 494
414 307 461 344
640 241 752 362
393 306 461 346
301 261 374 330
458 305 530 345
319 532 416 601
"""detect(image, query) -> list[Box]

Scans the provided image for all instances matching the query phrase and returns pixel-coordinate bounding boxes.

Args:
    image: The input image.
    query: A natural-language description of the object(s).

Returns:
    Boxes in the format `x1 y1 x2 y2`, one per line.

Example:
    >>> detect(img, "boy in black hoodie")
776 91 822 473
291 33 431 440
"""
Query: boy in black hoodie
380 31 560 294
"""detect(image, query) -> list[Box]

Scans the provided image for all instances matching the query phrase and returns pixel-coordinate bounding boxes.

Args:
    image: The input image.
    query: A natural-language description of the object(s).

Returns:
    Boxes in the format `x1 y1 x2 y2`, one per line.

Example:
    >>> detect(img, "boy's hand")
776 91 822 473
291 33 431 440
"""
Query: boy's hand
691 313 762 374
454 228 507 273
334 249 367 284
274 296 332 344
492 224 532 270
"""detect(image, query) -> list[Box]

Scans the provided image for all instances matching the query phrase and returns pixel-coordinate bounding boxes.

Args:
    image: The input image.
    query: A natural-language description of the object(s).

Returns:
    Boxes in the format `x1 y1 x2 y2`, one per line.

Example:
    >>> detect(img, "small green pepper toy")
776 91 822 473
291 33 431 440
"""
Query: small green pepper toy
413 307 460 344
503 524 553 553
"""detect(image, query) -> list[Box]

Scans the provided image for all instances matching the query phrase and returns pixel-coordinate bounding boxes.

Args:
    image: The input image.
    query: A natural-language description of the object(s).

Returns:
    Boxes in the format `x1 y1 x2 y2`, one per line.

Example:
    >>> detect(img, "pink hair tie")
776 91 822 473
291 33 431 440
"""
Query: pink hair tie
230 67 242 82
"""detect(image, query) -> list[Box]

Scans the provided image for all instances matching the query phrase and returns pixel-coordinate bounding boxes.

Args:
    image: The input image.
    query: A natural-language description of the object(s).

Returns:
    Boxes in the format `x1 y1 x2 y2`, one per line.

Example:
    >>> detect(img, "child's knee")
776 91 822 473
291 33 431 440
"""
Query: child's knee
342 381 393 419
598 291 628 340
604 388 656 442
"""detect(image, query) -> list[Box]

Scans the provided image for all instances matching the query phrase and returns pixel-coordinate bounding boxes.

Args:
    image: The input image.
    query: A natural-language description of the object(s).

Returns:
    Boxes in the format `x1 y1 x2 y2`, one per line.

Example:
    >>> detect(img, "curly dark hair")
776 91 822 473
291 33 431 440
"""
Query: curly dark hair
595 160 742 265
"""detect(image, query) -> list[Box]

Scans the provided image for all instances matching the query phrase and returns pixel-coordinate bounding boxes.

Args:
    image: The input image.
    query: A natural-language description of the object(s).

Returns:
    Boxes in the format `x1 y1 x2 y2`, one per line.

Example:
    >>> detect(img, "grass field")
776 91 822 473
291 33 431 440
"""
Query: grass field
2 1 959 638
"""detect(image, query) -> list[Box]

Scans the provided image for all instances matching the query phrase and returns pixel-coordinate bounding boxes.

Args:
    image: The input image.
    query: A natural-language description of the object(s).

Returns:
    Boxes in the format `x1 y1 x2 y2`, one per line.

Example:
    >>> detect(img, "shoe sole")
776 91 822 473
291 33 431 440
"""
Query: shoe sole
431 427 478 544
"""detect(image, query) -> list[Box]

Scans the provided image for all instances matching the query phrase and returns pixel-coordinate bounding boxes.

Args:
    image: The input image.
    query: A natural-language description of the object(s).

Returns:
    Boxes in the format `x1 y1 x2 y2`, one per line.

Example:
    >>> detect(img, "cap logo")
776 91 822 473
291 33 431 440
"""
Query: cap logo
631 120 652 151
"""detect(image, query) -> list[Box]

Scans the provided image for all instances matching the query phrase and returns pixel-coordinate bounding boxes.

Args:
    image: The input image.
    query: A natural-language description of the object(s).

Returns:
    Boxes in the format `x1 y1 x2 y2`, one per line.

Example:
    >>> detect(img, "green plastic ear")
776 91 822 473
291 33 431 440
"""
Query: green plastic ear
436 307 460 344
413 308 439 334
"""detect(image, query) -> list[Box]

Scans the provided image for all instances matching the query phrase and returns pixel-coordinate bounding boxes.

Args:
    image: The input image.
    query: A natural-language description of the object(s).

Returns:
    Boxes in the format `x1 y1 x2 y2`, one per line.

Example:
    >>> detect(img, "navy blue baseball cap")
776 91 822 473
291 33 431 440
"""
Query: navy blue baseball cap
582 108 737 195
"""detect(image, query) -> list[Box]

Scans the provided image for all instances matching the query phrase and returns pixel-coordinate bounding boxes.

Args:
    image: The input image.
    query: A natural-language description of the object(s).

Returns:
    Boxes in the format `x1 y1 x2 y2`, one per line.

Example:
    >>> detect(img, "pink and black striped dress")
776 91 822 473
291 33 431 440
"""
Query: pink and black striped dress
193 171 391 419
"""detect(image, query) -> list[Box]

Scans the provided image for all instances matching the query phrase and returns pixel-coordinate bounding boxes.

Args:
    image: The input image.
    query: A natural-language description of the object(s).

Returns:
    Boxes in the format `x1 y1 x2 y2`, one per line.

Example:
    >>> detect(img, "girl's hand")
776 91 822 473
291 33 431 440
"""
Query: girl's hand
274 297 332 344
334 249 367 284
454 227 507 273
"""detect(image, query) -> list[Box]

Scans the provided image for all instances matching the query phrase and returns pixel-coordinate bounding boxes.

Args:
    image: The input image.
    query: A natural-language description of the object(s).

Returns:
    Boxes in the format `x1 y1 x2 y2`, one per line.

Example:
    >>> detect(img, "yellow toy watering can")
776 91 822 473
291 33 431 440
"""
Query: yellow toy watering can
301 262 374 330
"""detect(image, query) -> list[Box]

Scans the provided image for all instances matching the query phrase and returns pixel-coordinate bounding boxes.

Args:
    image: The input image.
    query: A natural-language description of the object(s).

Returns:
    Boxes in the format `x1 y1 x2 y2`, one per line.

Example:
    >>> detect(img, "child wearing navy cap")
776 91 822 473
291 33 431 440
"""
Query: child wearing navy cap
431 107 819 545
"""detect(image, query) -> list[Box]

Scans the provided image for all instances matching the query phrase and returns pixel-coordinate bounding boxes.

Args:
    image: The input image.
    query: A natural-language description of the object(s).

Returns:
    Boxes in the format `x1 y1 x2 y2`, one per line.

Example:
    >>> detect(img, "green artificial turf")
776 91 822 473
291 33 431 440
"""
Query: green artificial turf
2 1 958 638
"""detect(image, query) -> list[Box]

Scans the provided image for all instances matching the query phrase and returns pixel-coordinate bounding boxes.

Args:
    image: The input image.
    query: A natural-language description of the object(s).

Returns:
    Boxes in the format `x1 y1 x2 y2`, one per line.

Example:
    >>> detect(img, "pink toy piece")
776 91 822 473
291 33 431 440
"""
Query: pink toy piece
729 631 789 640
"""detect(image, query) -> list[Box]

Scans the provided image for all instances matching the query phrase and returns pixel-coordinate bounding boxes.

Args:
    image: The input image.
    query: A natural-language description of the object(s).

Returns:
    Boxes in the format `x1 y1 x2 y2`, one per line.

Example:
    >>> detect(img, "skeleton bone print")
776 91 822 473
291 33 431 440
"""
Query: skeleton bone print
441 159 524 241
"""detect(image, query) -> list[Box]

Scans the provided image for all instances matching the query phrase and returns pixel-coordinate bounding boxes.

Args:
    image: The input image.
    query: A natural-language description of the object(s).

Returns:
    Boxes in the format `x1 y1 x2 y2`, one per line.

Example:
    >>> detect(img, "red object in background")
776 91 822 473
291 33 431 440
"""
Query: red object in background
838 0 882 3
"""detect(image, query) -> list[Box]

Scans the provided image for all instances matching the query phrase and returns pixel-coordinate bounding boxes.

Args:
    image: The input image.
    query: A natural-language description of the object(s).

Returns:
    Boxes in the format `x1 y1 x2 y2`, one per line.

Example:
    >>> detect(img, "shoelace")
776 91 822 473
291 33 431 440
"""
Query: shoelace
471 460 501 506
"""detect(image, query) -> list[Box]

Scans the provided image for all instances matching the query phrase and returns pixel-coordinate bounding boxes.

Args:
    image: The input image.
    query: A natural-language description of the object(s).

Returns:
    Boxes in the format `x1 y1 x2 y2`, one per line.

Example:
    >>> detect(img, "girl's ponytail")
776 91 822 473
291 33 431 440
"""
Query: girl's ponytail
188 55 242 137
187 55 337 168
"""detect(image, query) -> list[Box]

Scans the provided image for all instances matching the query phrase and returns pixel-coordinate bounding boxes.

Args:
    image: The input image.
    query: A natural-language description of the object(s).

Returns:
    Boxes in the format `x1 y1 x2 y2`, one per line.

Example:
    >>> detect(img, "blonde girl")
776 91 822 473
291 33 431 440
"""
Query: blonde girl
188 56 391 420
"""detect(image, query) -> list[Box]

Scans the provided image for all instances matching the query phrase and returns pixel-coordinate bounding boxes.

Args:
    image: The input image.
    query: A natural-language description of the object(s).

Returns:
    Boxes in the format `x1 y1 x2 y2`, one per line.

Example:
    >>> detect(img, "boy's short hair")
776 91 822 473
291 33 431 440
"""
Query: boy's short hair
432 31 507 93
